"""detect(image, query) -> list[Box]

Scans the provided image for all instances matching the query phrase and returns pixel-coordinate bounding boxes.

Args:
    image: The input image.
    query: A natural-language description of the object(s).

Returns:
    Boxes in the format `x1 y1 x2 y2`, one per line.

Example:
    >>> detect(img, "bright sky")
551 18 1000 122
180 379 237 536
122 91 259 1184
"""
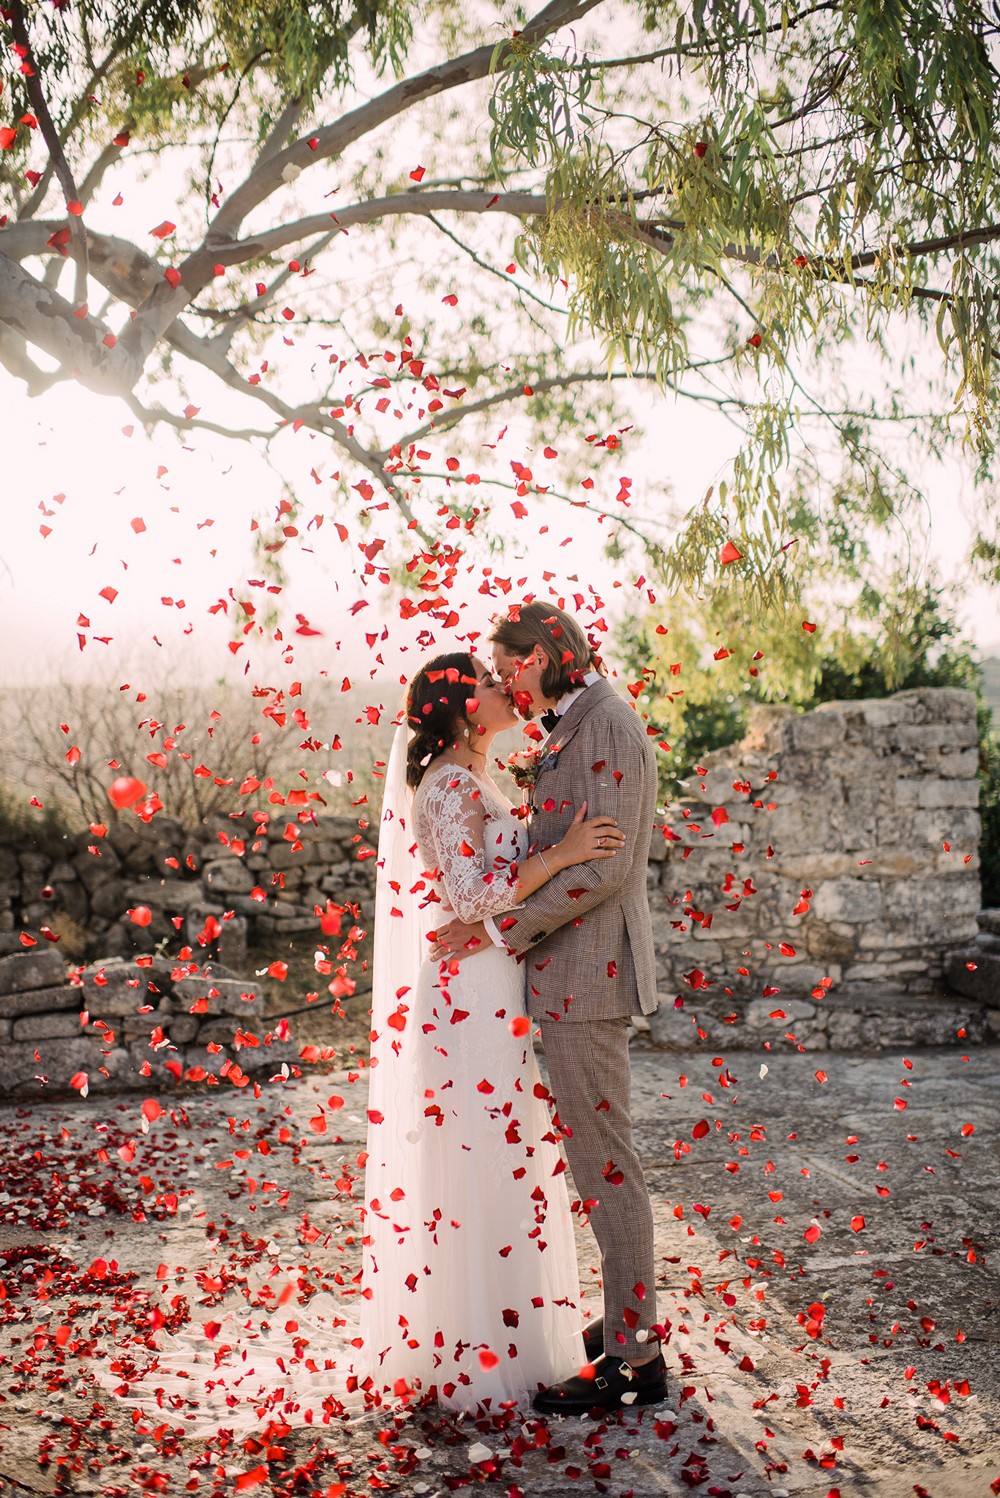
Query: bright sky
5 367 998 700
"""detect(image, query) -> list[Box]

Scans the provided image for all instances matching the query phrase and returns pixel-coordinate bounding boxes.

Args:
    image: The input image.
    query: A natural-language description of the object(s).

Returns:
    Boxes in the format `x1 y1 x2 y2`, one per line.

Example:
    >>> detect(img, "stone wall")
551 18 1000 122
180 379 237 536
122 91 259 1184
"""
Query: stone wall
0 687 990 1091
0 813 377 1095
0 812 376 962
645 686 987 1050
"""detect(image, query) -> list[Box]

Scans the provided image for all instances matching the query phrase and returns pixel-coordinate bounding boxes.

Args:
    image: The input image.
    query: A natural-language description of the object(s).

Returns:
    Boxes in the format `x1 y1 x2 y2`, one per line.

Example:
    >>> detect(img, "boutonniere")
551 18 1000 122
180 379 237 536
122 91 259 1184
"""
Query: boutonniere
505 746 543 792
505 745 560 795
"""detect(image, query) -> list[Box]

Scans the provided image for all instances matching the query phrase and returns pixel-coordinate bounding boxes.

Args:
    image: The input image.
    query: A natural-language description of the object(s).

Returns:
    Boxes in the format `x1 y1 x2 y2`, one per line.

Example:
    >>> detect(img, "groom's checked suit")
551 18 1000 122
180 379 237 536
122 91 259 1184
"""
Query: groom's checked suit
494 676 659 1358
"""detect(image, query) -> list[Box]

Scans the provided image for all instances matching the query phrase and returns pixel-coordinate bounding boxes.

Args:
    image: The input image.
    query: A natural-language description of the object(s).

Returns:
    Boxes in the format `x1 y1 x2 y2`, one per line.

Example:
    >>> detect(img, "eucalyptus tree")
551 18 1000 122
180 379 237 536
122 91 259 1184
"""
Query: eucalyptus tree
2 0 999 598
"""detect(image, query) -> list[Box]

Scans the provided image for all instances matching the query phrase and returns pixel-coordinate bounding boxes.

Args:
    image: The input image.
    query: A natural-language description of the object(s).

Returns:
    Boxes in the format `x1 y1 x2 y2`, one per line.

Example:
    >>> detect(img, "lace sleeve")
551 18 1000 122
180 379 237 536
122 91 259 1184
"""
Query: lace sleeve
413 767 522 924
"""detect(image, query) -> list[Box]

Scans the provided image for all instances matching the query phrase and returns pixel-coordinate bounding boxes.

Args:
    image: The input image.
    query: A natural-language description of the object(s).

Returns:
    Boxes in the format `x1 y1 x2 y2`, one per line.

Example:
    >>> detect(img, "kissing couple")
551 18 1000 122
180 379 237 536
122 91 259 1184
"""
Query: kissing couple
361 599 668 1417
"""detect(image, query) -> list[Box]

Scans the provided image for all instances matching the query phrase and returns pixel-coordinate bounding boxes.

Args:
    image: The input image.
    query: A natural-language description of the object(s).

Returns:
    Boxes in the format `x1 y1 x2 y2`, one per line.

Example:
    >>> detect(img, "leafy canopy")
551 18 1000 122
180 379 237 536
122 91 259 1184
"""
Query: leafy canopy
1 0 999 613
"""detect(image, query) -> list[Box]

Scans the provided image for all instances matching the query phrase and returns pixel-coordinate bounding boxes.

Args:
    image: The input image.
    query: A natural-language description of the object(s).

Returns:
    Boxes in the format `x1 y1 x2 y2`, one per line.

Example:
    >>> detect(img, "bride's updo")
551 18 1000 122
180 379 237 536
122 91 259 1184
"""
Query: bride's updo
405 652 479 788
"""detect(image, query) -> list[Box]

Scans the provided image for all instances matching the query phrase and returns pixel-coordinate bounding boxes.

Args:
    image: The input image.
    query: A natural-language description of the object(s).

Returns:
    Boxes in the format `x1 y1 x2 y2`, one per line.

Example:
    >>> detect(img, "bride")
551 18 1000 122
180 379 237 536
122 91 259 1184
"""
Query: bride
360 651 624 1414
99 652 624 1430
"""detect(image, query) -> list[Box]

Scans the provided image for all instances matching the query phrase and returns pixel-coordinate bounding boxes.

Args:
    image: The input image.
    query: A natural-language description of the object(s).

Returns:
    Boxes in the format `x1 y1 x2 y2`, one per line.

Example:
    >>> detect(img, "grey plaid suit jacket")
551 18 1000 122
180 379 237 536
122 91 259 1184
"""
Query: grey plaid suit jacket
497 678 659 1022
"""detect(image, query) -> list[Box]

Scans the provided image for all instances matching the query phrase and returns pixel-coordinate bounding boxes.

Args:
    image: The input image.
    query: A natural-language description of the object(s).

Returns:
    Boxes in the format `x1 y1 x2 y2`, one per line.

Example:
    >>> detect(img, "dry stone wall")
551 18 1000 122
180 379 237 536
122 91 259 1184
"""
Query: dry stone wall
0 687 991 1092
645 686 989 1050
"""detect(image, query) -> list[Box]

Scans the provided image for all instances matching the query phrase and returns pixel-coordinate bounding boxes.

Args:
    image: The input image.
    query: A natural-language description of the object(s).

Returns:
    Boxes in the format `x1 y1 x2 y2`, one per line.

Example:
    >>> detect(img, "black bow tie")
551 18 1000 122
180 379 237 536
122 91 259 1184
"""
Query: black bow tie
540 709 560 733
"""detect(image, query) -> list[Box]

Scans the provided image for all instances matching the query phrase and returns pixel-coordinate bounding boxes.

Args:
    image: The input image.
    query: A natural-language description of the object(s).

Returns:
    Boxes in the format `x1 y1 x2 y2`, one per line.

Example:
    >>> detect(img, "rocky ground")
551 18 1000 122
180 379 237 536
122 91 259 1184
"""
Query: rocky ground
0 1037 997 1498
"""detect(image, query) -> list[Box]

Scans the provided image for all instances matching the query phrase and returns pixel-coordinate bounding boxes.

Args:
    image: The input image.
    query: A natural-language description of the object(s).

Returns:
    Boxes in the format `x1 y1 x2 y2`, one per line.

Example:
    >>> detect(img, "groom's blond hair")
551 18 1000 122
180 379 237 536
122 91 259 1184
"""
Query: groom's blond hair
490 601 600 700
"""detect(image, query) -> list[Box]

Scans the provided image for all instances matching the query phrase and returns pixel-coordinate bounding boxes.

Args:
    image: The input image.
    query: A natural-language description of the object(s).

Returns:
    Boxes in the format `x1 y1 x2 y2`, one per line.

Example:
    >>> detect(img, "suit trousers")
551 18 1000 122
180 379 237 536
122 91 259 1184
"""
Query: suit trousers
540 1017 657 1360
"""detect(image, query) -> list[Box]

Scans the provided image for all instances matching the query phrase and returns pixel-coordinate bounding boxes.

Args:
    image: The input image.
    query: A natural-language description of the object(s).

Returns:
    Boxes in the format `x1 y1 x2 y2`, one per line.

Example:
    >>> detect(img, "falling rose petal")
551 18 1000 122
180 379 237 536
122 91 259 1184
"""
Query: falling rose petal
478 1349 499 1370
129 905 152 927
69 1071 89 1098
692 1119 710 1139
720 540 743 565
268 960 288 980
149 219 176 238
107 775 147 809
409 165 426 181
510 1016 530 1037
804 1223 822 1244
851 1215 866 1233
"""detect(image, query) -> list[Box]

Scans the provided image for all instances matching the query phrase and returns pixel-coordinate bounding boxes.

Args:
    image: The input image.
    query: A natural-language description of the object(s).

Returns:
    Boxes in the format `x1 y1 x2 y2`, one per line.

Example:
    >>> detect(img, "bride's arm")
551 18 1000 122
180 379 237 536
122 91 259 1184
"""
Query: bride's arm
422 770 623 924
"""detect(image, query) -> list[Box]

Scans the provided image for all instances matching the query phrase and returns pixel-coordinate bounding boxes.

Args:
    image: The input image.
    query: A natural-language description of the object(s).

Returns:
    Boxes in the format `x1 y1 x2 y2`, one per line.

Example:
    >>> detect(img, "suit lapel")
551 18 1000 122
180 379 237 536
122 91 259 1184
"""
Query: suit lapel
530 680 614 812
544 677 613 756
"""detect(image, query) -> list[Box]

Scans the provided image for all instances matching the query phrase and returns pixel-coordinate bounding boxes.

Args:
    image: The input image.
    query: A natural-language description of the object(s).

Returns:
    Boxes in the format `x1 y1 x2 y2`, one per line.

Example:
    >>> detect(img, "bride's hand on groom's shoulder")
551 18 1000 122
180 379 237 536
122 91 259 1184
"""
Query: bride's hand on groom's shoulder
428 919 489 962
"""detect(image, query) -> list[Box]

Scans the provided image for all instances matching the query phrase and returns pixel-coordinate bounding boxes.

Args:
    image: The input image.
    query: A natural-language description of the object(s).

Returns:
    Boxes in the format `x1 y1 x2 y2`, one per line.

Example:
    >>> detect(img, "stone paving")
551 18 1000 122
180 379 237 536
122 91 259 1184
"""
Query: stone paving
0 1038 998 1497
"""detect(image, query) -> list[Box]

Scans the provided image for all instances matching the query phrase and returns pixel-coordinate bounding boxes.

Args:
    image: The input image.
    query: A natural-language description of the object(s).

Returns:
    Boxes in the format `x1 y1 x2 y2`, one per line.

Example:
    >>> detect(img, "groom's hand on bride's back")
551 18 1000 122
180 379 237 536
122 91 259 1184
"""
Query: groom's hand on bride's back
428 919 489 962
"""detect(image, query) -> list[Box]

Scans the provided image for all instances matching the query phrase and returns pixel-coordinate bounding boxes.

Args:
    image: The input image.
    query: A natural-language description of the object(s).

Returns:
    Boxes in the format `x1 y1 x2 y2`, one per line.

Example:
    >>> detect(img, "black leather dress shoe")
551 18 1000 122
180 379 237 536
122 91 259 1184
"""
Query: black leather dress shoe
581 1317 604 1361
532 1351 668 1415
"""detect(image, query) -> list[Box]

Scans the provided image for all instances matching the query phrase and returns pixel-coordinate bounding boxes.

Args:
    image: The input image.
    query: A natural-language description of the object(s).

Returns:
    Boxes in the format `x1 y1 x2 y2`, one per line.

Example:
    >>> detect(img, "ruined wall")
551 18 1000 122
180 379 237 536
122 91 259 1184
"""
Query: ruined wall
645 686 986 1049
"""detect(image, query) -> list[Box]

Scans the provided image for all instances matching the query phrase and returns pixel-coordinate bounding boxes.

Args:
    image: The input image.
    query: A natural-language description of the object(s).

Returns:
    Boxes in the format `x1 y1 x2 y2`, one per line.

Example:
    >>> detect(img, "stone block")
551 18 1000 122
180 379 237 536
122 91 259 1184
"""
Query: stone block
174 976 263 1015
810 879 882 924
90 877 127 920
50 880 89 925
72 848 121 890
944 949 999 1004
849 698 912 731
256 842 307 872
21 901 54 925
745 997 816 1028
826 1008 865 1047
790 711 845 752
0 1035 131 1093
883 877 982 925
893 686 977 723
121 1012 199 1045
741 704 794 754
646 1005 709 1048
0 984 86 1019
218 917 248 973
125 878 205 910
0 948 66 996
202 860 254 894
978 909 1000 936
896 779 979 809
12 1010 84 1041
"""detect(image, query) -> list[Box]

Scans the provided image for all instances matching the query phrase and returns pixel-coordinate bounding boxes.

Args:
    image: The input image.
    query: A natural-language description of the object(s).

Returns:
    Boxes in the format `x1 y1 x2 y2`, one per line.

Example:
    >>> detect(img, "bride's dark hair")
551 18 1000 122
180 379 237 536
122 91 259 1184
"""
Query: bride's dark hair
405 652 479 788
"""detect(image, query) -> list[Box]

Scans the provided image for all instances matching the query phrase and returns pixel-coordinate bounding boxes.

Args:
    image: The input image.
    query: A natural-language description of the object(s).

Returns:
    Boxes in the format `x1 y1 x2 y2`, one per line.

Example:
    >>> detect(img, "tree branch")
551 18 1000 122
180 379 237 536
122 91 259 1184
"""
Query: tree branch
0 251 137 393
8 0 89 304
225 189 550 260
206 0 606 243
385 369 658 452
154 320 434 541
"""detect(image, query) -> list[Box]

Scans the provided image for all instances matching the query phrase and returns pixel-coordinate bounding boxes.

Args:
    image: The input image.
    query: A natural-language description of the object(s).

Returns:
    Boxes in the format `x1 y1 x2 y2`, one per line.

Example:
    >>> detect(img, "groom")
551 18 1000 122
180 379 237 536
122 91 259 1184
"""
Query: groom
430 601 666 1414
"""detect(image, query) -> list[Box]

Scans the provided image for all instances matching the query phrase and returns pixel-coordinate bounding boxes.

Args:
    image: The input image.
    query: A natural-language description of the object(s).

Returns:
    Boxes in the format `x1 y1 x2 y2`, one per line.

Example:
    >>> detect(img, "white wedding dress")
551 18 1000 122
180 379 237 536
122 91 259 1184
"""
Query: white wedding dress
96 738 583 1432
358 760 583 1413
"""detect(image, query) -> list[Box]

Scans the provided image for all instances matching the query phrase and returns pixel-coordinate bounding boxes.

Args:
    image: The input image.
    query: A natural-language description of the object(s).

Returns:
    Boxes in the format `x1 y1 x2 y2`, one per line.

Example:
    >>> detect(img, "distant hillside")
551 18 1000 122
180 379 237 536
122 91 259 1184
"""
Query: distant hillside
982 656 1000 723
